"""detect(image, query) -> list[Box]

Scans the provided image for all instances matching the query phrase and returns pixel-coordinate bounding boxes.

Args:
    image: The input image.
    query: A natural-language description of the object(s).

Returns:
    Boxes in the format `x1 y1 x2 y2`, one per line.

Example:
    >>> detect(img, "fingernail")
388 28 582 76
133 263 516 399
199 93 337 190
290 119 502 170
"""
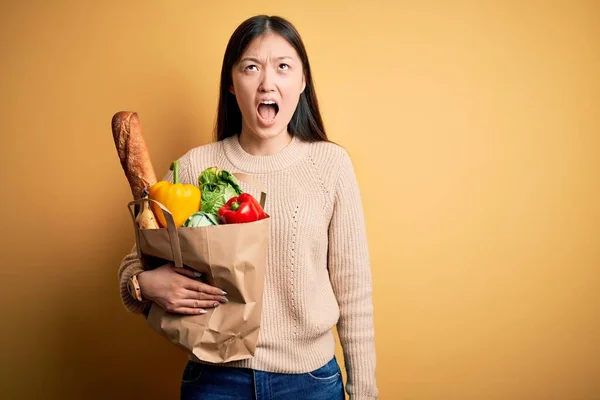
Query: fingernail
199 309 207 314
220 290 227 295
220 297 229 303
193 271 202 277
213 302 220 307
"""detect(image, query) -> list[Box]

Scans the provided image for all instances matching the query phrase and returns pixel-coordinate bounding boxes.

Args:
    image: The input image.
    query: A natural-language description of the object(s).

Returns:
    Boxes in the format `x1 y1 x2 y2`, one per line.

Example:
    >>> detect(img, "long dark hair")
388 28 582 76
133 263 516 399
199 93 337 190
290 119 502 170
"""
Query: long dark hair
215 15 328 142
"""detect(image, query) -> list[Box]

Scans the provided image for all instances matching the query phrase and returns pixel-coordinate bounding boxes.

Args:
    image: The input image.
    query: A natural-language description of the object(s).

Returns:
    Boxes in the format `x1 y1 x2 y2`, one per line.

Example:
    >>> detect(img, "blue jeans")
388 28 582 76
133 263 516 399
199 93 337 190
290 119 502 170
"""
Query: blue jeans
180 357 345 400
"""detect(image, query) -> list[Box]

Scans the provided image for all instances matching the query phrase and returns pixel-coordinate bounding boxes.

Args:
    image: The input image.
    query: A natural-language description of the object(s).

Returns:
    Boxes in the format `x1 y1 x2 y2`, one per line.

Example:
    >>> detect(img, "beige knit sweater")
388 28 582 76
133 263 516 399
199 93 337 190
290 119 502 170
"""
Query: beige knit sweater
118 134 378 399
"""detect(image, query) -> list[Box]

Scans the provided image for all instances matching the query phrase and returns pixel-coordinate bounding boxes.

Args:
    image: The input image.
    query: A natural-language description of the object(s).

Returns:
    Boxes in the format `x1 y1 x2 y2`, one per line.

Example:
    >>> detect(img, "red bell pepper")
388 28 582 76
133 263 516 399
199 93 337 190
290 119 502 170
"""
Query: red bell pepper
218 193 266 224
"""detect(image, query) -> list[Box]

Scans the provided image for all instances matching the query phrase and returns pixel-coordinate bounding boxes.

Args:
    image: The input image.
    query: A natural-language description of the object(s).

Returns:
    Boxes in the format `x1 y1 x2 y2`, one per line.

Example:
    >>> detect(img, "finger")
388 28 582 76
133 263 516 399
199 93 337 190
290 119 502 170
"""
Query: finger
182 279 227 296
173 267 202 279
182 289 228 303
180 299 222 310
169 307 208 315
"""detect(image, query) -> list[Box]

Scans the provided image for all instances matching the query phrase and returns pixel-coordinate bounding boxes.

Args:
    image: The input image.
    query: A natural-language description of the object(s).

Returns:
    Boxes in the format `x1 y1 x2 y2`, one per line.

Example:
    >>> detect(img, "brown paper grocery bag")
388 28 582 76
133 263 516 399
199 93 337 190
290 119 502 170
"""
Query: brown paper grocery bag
126 173 269 364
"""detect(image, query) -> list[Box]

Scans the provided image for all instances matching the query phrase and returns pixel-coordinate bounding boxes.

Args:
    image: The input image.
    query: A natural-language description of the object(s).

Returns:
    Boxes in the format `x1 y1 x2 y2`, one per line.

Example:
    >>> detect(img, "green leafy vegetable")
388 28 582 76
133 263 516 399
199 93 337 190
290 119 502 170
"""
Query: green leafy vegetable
183 211 220 227
198 167 243 216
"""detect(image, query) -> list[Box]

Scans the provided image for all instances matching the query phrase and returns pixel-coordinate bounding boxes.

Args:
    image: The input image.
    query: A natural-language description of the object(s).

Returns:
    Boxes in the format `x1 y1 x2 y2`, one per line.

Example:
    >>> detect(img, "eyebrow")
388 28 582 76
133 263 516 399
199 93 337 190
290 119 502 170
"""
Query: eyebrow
240 56 295 63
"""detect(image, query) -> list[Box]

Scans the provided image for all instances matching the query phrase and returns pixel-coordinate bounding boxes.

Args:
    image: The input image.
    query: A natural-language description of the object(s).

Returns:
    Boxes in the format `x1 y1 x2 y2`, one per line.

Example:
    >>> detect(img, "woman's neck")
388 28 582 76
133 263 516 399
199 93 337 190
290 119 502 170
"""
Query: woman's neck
223 131 308 173
238 129 293 156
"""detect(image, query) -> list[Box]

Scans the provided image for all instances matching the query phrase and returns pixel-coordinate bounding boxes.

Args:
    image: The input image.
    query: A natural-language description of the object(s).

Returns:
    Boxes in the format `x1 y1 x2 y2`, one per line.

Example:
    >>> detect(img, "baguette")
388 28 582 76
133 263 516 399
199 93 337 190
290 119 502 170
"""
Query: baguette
111 111 157 200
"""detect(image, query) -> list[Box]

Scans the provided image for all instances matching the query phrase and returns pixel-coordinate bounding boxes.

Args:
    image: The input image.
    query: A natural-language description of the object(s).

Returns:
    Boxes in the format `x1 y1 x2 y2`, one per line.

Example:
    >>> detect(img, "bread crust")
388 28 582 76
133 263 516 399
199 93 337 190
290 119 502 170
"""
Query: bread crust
111 111 157 200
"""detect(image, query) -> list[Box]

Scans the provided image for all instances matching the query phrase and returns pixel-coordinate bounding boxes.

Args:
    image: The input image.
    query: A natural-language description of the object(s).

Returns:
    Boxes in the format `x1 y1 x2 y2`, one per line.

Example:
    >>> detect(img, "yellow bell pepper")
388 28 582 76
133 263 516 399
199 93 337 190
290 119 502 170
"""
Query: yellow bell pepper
149 161 201 228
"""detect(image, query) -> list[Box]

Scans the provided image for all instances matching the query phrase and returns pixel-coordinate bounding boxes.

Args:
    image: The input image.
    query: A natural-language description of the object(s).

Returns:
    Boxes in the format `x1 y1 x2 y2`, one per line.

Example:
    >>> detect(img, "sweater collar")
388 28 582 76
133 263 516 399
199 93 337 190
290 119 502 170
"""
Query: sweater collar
222 134 308 173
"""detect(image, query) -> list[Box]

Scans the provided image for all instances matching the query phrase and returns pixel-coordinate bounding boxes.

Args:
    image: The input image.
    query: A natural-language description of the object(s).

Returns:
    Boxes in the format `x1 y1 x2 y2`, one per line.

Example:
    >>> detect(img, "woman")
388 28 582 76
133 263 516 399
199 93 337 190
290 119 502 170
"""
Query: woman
118 15 378 400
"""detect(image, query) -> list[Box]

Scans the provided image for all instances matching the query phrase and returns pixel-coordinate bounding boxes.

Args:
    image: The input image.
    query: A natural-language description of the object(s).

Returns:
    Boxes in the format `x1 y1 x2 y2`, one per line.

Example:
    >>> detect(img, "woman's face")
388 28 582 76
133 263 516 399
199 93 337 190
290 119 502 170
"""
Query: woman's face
231 33 306 141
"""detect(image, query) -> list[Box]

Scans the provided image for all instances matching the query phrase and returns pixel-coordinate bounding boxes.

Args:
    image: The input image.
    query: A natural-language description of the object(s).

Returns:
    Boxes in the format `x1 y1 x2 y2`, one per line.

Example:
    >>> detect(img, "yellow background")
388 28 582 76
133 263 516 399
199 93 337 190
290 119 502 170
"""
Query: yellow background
1 1 599 399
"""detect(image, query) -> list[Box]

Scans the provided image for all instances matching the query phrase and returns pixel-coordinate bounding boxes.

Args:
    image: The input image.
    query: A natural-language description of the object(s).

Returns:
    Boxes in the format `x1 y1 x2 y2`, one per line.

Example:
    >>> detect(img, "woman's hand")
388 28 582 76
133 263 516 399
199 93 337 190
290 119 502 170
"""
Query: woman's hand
137 264 228 315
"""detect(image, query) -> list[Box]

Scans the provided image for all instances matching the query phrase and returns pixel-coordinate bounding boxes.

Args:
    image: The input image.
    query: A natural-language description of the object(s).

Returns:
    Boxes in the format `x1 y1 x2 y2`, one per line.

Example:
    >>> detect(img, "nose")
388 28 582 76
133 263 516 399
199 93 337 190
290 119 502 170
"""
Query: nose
258 69 276 92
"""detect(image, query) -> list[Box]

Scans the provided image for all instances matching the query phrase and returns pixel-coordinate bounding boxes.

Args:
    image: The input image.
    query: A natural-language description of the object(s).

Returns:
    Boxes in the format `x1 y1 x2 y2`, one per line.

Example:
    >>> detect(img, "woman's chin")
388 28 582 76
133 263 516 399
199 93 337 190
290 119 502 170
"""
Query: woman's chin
247 121 288 140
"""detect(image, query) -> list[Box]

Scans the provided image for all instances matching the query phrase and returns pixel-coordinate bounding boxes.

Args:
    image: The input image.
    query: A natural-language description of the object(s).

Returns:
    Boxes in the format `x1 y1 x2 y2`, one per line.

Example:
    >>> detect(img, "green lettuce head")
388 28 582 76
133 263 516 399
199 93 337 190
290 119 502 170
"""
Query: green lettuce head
198 167 243 216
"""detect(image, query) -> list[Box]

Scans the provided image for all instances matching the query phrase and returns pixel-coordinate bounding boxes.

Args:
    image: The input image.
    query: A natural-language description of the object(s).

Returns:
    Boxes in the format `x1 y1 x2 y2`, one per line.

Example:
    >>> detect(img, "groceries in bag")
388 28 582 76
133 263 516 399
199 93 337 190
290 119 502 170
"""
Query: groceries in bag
111 111 270 363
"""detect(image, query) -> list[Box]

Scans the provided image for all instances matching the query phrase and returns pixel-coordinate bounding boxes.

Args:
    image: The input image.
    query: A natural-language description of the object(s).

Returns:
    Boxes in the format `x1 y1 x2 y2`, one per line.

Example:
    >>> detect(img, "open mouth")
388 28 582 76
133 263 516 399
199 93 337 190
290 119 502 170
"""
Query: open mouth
257 100 279 123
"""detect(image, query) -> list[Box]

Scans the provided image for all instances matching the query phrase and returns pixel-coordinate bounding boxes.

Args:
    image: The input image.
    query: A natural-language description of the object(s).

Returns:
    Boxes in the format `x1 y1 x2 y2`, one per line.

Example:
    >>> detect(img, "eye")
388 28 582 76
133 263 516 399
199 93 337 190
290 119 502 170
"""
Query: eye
279 63 290 70
244 65 258 72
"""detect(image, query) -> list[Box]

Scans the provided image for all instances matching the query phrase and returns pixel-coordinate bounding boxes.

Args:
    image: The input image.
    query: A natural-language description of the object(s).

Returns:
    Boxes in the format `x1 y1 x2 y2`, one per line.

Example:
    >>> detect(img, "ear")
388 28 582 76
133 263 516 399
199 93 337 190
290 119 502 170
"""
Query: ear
301 75 306 93
229 85 236 95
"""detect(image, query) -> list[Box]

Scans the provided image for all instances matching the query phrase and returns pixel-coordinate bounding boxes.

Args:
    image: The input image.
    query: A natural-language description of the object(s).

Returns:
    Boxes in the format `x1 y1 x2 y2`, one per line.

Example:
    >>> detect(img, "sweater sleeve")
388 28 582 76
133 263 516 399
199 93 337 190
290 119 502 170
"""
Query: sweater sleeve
117 246 151 314
328 150 378 399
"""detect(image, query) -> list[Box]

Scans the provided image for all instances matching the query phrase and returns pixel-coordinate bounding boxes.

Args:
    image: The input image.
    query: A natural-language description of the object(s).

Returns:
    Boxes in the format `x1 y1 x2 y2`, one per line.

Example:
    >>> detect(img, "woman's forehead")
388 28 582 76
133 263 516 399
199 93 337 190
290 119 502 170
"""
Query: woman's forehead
241 33 299 60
